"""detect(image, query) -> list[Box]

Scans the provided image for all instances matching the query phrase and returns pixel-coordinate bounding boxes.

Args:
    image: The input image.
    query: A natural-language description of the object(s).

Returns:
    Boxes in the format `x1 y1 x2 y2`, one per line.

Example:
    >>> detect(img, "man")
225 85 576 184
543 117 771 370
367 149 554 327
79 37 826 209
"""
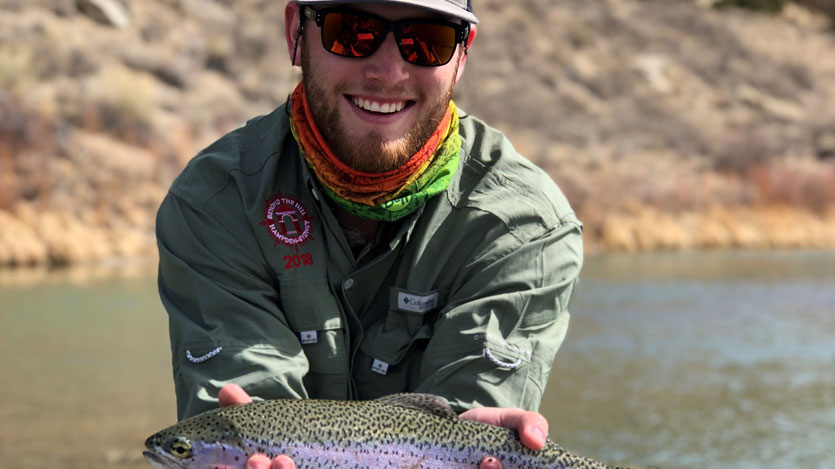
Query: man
156 1 583 468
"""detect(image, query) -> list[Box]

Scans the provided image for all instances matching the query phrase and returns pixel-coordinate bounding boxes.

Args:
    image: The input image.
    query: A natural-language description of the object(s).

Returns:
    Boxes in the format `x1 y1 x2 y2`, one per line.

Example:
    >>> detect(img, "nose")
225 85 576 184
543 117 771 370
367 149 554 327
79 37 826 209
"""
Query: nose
363 33 410 85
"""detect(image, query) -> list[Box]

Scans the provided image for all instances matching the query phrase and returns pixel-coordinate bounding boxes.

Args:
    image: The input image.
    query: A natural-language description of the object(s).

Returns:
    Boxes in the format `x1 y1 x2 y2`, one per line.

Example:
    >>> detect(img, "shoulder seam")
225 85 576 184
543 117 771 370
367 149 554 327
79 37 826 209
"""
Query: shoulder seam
162 190 267 269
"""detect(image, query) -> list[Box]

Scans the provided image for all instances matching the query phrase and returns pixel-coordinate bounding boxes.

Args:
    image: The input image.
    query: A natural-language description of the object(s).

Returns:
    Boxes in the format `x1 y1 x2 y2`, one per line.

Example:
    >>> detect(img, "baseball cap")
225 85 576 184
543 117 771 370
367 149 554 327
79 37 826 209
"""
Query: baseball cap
294 0 478 24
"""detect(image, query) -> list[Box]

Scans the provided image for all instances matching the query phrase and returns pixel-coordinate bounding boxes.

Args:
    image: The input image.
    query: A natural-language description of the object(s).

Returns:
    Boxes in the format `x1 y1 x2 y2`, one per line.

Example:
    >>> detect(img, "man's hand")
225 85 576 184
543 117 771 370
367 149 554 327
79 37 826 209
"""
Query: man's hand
461 406 550 469
218 384 296 469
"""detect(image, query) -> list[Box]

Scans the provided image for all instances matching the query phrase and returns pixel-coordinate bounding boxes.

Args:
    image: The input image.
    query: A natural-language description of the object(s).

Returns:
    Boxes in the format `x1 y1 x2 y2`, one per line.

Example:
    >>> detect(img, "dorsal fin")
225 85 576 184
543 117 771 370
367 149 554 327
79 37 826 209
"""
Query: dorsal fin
373 393 458 419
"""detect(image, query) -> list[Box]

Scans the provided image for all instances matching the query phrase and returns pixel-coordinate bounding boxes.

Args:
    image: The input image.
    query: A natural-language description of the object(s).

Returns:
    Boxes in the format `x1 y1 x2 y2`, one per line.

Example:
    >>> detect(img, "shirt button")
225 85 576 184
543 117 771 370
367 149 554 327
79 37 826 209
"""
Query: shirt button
343 278 354 290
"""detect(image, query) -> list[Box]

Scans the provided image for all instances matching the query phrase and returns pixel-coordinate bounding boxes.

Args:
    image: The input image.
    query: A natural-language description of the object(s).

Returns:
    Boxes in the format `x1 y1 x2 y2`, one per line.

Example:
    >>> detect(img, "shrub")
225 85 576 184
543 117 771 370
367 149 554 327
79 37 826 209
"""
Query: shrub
795 0 835 25
84 66 156 145
714 0 835 26
714 0 787 13
0 92 55 210
0 45 33 95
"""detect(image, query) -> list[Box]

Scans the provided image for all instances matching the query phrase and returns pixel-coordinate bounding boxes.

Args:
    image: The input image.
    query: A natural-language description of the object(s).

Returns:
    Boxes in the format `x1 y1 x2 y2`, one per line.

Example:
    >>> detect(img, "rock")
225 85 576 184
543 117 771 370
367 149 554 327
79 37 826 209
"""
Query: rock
52 0 78 17
813 129 835 159
633 54 674 94
121 44 191 89
735 84 806 122
76 0 130 29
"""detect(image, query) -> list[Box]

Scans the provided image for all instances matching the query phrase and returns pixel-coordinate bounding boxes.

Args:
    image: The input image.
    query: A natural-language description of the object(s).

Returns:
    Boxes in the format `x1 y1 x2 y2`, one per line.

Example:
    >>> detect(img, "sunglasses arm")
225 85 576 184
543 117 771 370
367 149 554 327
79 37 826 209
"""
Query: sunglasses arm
291 6 307 66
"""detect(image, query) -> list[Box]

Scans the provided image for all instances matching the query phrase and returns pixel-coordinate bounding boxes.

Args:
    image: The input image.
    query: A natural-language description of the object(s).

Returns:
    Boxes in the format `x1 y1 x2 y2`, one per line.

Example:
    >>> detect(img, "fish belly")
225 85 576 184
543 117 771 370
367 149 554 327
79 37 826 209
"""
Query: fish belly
270 441 559 468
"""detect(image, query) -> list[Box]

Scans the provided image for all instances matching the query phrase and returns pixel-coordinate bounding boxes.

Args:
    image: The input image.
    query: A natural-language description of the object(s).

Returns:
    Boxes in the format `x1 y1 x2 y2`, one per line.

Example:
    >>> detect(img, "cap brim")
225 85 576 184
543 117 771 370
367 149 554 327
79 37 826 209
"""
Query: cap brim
294 0 478 24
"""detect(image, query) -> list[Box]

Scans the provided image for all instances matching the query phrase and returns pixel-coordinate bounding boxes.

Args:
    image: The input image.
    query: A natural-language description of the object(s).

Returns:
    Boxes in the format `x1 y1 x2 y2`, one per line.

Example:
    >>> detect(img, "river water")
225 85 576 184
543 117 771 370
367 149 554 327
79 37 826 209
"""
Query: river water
0 250 833 468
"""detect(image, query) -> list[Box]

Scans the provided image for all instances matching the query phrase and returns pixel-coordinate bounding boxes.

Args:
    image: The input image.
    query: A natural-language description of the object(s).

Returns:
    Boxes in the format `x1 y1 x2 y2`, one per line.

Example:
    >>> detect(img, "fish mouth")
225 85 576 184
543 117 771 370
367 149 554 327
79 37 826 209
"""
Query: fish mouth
143 451 185 469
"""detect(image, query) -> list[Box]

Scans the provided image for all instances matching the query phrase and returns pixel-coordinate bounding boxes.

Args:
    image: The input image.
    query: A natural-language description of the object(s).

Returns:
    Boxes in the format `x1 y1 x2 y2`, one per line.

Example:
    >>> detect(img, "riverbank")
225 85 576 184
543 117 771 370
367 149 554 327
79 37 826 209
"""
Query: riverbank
587 204 835 253
0 202 833 267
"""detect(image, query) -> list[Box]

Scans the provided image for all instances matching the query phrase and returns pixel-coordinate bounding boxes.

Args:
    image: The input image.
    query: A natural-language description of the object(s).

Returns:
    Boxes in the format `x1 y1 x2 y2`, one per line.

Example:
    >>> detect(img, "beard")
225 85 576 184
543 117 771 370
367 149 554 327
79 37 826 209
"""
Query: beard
301 43 457 174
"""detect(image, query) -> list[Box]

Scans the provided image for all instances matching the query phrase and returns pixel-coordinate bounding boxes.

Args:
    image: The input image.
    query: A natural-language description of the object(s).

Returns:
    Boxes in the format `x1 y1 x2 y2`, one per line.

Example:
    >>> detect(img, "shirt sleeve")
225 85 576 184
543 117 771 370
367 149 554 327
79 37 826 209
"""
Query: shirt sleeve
414 214 583 413
156 192 309 420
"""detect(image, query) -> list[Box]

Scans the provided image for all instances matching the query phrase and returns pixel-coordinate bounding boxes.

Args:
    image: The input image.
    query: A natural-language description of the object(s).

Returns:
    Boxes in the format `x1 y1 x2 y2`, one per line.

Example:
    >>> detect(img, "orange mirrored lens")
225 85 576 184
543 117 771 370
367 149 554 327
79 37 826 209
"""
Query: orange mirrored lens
321 12 384 57
399 23 457 66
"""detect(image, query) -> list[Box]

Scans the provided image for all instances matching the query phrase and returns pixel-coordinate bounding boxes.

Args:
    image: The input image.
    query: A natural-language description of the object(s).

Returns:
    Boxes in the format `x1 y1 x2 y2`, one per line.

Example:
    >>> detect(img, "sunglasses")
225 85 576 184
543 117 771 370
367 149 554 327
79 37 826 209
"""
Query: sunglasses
303 7 470 67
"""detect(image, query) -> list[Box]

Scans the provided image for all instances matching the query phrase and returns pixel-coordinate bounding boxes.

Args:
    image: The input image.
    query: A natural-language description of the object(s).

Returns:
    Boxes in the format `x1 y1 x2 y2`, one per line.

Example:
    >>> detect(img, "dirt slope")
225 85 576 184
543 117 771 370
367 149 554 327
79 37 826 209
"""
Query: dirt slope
1 0 833 266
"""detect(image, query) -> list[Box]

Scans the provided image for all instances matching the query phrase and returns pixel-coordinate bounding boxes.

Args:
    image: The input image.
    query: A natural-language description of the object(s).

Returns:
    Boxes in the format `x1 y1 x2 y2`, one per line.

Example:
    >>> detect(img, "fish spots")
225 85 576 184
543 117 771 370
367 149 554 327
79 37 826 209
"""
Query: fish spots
145 397 619 468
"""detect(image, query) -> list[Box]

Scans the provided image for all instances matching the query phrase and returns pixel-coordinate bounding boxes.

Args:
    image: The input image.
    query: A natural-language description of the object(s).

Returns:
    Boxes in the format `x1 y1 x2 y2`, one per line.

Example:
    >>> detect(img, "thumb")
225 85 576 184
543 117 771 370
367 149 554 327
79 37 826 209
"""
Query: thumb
218 383 253 407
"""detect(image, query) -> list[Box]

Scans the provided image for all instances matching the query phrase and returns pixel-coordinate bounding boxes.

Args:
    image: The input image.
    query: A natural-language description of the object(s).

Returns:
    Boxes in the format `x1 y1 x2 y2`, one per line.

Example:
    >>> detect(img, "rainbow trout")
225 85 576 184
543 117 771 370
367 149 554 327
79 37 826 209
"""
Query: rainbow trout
144 393 622 468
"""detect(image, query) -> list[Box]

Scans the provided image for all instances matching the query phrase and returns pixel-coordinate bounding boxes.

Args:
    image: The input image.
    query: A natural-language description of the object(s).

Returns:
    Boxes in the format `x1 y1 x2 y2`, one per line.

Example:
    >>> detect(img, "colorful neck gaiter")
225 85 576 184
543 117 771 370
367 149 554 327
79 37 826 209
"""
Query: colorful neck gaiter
289 82 461 222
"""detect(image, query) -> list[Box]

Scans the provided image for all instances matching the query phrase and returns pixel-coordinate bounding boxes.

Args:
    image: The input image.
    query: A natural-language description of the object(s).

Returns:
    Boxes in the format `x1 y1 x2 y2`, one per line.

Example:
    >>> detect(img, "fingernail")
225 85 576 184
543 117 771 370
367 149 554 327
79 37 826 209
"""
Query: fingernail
533 428 546 444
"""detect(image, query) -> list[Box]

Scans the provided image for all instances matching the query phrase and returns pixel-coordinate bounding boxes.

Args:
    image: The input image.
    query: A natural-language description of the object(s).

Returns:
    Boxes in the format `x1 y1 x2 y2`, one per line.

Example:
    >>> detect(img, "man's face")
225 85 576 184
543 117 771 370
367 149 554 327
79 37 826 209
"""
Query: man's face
293 3 470 173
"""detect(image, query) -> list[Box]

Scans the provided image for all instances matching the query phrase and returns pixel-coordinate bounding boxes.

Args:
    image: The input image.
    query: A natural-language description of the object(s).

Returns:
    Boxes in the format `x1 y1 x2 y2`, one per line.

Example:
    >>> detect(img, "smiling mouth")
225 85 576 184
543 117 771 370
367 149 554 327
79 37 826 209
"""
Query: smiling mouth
350 96 413 114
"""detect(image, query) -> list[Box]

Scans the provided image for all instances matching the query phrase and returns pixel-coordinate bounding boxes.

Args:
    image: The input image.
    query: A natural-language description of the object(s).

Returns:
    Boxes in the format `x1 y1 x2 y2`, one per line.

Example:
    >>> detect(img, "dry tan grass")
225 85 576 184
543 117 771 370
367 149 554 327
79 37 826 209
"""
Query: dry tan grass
0 45 33 94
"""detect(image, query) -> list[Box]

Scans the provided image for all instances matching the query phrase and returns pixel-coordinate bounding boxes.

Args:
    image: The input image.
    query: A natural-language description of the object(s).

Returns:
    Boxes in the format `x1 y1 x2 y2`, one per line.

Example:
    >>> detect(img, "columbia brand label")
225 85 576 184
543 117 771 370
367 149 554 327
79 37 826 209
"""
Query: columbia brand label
300 331 318 344
398 291 440 313
259 192 315 251
371 359 389 375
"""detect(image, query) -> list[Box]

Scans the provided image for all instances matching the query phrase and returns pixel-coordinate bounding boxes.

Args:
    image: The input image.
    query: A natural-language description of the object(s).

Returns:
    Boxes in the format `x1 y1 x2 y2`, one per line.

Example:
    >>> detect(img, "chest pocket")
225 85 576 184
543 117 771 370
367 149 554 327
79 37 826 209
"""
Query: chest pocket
354 288 448 399
279 278 348 398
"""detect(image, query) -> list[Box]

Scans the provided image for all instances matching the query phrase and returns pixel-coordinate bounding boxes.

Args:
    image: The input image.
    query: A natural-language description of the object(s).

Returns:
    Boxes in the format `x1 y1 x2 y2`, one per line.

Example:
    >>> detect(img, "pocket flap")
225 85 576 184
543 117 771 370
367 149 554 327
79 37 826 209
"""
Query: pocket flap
359 319 432 366
279 279 342 331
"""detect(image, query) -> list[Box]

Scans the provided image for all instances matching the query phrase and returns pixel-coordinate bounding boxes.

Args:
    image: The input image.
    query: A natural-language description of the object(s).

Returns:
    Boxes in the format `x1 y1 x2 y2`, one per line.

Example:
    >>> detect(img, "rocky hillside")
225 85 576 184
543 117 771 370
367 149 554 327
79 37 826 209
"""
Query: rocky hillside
1 0 834 267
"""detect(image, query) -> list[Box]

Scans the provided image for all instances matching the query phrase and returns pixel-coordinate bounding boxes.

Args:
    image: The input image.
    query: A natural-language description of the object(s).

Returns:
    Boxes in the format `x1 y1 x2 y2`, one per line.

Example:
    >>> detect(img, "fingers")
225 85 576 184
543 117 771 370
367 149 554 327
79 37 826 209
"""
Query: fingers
272 455 297 469
246 455 272 469
246 455 296 469
219 386 295 469
517 412 548 450
218 383 253 407
459 407 504 426
479 456 502 469
459 407 548 450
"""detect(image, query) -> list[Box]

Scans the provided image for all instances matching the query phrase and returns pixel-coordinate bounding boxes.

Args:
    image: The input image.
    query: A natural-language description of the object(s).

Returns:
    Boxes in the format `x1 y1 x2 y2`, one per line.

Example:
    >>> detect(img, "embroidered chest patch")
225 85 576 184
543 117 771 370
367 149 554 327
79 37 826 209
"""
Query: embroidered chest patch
259 193 315 251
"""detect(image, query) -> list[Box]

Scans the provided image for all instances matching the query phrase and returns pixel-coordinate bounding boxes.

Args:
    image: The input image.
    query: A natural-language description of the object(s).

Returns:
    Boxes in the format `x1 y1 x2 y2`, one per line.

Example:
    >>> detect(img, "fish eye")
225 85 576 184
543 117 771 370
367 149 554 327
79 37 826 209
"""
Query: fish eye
167 436 193 459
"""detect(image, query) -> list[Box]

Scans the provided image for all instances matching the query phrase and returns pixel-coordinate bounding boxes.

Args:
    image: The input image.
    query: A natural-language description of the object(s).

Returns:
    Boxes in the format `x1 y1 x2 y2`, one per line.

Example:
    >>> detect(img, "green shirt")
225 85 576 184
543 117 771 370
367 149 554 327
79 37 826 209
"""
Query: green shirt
157 105 583 420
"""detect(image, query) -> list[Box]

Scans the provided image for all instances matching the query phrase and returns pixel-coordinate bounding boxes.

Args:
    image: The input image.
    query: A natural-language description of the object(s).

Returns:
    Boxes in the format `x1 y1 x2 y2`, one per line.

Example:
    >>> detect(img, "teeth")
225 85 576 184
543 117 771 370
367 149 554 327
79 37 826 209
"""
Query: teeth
352 97 406 114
